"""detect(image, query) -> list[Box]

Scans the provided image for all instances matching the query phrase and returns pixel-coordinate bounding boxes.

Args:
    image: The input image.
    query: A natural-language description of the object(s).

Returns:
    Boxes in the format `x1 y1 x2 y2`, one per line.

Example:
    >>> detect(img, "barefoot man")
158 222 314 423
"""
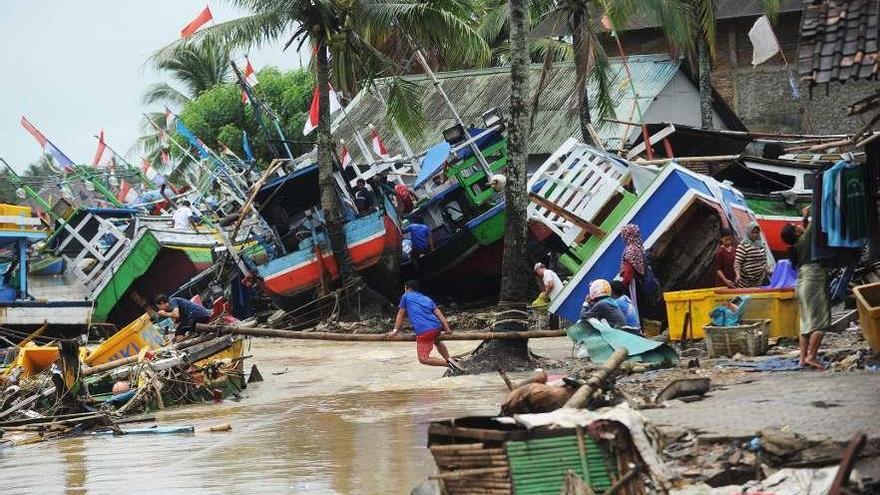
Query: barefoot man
389 280 464 371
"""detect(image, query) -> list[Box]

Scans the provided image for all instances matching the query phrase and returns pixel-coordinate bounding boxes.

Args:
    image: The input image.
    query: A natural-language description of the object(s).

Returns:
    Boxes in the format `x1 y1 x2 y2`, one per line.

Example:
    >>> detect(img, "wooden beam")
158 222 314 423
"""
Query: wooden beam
528 193 606 238
195 323 565 341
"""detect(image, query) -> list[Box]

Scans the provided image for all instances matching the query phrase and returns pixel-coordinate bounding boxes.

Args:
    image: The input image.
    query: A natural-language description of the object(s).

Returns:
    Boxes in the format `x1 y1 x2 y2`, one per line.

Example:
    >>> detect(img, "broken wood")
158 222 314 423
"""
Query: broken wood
497 369 514 391
528 193 606 238
829 433 867 495
195 324 565 341
564 348 629 409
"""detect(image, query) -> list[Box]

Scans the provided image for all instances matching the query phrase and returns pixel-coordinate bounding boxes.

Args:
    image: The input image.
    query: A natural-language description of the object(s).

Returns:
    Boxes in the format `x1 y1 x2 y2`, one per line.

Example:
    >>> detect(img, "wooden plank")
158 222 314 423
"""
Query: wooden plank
529 193 606 238
427 424 510 442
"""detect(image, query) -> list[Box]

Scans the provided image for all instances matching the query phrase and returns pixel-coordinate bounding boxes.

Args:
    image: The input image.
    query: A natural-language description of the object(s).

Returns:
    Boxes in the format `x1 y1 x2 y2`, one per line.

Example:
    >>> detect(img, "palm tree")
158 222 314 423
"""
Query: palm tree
480 1 691 146
143 37 232 106
155 0 489 292
690 0 779 128
138 38 233 178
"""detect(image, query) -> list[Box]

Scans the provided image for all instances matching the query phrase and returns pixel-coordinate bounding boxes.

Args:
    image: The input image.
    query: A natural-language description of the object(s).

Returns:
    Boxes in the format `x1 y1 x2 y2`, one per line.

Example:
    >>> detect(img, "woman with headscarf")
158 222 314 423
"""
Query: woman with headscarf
734 222 770 288
580 279 628 328
619 224 651 322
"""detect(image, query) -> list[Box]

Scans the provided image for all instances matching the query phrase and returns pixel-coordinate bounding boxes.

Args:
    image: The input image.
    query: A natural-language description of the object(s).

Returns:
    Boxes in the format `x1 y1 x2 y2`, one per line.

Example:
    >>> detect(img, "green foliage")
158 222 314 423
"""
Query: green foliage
172 67 316 166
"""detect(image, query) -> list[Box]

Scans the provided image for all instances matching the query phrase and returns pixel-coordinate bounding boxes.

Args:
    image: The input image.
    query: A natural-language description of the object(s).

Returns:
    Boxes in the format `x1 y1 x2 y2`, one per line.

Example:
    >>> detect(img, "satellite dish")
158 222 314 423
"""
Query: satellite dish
15 188 26 199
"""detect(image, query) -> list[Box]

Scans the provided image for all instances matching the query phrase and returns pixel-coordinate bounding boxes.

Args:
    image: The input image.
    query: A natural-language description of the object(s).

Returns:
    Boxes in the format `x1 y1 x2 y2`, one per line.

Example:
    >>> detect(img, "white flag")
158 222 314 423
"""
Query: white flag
749 15 780 67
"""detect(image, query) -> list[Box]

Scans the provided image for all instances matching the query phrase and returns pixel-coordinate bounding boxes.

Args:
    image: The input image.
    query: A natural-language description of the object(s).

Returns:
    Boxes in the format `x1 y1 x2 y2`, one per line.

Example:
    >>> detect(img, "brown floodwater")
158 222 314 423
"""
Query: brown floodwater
0 337 573 494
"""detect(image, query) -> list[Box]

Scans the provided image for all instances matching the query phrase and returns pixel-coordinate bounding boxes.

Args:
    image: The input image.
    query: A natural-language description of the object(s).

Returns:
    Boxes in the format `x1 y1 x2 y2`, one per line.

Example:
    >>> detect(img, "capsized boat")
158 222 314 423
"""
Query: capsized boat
530 140 771 323
249 162 401 307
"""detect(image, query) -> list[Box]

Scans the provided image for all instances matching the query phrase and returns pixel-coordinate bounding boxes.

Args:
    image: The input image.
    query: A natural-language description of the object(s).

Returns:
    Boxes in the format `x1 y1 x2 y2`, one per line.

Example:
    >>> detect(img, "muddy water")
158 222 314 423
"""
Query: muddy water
0 337 573 495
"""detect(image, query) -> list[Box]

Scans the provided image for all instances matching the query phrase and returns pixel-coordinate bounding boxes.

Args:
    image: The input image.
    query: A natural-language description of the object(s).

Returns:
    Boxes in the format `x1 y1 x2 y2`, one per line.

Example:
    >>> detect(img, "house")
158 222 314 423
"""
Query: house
331 55 744 171
536 0 879 135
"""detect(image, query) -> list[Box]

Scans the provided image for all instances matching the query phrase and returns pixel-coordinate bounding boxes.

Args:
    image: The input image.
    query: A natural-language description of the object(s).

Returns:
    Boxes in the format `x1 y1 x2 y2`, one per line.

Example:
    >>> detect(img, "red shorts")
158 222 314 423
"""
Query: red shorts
415 329 442 360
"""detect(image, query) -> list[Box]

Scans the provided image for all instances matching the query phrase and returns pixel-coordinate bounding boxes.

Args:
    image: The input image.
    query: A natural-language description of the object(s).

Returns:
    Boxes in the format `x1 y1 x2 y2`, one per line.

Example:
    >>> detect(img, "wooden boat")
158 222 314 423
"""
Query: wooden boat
84 314 165 366
713 156 817 256
535 142 770 323
401 127 559 297
252 163 401 306
29 255 66 276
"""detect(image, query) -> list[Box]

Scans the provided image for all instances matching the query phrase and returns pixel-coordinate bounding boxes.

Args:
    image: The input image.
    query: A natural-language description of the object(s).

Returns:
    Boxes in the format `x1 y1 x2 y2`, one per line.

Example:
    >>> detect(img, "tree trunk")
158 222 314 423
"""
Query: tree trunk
461 0 532 374
698 36 714 130
571 7 596 146
315 41 357 286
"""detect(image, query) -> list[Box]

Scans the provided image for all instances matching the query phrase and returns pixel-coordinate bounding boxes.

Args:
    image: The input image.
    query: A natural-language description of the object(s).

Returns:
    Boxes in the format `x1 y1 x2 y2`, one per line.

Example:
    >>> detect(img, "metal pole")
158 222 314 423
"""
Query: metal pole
231 60 288 159
413 49 493 176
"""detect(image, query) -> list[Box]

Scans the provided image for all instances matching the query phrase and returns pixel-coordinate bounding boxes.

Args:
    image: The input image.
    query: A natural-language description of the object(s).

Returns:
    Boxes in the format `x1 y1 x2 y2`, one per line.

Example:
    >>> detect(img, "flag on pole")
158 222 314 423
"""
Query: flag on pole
340 146 352 168
181 6 213 38
160 148 171 166
117 180 139 204
370 127 390 159
242 131 254 161
241 57 259 104
93 129 107 166
20 116 76 171
302 85 343 135
142 157 166 186
175 119 210 158
748 15 780 66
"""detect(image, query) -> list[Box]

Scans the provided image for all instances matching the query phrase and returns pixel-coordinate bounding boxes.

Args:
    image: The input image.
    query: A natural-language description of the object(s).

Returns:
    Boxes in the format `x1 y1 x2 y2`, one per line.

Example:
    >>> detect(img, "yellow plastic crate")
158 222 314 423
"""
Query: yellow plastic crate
854 282 880 352
715 288 799 339
0 204 35 231
663 288 718 340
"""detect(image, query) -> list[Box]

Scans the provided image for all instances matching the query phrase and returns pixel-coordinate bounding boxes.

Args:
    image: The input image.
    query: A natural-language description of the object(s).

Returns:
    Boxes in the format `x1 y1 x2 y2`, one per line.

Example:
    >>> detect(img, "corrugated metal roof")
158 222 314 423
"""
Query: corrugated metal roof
331 55 683 163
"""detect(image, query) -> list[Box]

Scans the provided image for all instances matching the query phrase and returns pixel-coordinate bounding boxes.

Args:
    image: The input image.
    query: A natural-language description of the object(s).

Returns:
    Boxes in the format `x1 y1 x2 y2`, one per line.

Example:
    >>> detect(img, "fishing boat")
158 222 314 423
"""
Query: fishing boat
530 140 771 323
250 162 402 307
29 255 66 276
400 128 508 290
712 156 817 256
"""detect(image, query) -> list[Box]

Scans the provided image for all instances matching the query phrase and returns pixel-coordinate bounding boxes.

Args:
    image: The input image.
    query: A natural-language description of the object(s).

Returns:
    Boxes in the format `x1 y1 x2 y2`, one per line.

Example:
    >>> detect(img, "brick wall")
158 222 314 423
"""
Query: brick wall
602 11 874 134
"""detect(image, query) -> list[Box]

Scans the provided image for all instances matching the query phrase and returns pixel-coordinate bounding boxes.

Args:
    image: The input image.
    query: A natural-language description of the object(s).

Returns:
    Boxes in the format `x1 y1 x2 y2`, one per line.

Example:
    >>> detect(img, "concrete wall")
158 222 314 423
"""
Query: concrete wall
602 12 878 135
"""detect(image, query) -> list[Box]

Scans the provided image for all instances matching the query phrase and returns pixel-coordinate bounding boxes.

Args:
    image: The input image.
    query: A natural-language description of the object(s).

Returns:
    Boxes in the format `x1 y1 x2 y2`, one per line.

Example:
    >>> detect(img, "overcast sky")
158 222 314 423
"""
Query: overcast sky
0 1 301 172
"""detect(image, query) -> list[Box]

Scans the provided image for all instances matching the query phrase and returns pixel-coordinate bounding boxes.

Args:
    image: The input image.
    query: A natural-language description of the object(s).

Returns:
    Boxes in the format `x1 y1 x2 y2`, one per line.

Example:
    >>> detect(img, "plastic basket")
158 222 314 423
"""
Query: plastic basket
704 319 770 358
854 282 880 352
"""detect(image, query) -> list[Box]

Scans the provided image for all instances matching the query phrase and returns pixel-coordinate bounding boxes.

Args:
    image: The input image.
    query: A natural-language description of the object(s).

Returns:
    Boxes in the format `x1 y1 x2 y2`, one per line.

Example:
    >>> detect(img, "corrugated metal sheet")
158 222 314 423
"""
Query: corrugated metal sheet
331 55 682 163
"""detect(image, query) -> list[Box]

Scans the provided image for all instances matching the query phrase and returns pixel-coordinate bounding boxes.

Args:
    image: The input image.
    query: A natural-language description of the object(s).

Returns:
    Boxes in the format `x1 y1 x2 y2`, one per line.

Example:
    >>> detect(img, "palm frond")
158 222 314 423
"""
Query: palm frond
384 76 426 141
694 0 718 56
589 36 616 122
142 83 192 106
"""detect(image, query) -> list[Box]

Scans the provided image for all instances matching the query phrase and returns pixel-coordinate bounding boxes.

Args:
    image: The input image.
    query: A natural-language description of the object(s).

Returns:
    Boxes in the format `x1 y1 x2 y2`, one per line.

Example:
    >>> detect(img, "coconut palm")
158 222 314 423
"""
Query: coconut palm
689 0 779 128
138 38 233 179
480 1 692 145
154 0 489 290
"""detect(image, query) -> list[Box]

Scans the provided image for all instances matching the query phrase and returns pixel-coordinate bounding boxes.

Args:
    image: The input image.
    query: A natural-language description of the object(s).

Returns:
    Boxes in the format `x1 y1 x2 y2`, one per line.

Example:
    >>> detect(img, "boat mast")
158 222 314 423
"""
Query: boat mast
413 50 492 177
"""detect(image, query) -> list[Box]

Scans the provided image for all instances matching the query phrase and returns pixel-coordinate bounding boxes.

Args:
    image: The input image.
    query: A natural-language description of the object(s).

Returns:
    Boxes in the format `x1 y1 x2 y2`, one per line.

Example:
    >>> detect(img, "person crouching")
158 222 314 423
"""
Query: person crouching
580 279 628 329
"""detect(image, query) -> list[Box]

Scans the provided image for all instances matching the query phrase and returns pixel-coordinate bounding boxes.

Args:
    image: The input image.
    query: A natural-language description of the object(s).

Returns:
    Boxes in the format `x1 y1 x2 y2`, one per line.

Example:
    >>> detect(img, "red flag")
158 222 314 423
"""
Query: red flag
340 146 352 168
241 57 259 104
116 180 138 203
92 129 106 166
160 149 171 166
370 127 389 159
302 85 343 135
181 6 213 38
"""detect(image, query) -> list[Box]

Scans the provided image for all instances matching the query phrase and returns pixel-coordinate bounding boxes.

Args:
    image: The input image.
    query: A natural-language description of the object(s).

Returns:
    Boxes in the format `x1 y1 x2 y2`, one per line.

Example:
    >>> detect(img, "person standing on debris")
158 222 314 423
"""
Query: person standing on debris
619 224 657 323
394 183 417 214
782 215 829 370
404 217 433 270
172 200 197 231
735 222 770 288
353 178 375 213
714 227 737 288
580 279 628 329
389 280 464 371
534 262 564 329
154 294 213 343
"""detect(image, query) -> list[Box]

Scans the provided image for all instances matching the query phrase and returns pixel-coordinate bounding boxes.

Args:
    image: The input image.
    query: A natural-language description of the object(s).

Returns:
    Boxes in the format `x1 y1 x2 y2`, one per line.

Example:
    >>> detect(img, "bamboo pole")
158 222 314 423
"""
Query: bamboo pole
564 348 628 409
633 155 741 165
195 324 566 341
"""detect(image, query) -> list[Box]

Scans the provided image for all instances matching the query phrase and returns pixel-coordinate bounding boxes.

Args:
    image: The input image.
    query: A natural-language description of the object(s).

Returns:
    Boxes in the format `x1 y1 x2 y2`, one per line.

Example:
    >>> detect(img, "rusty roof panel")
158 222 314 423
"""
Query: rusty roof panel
799 0 880 85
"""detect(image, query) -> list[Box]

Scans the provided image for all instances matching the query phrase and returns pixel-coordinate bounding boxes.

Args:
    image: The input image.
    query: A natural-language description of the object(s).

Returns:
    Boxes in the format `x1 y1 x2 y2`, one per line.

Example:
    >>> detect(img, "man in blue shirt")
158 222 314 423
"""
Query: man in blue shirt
389 280 463 371
404 217 433 271
154 294 213 342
